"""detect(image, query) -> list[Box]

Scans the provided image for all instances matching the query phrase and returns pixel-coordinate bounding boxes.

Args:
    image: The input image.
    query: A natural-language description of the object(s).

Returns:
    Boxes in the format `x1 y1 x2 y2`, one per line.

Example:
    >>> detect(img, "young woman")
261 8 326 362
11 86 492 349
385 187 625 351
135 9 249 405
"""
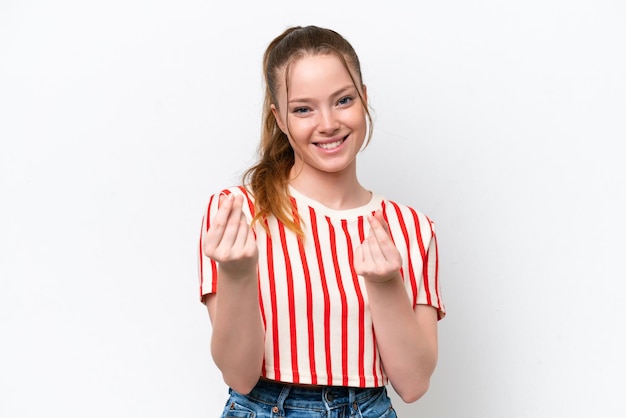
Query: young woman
198 25 445 417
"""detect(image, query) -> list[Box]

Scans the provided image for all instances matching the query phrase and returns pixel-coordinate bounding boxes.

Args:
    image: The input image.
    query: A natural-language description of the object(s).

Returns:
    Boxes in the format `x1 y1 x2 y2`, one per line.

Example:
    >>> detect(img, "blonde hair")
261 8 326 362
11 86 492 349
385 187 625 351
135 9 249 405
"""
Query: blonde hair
243 25 373 236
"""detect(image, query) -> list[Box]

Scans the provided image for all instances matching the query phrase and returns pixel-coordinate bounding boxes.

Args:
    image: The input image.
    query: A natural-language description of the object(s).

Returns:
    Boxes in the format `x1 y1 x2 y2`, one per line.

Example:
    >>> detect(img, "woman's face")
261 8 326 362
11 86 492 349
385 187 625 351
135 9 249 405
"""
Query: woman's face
271 54 368 181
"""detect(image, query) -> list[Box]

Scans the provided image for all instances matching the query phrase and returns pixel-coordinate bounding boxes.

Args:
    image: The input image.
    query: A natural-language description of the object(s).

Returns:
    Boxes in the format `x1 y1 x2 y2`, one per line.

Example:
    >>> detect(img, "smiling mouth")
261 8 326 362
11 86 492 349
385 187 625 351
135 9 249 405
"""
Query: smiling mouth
315 136 347 150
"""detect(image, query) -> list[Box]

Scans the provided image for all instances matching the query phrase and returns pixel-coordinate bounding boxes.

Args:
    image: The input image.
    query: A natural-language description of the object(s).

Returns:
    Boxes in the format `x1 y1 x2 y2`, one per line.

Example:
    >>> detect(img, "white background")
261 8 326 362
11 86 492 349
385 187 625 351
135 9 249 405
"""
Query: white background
1 1 625 417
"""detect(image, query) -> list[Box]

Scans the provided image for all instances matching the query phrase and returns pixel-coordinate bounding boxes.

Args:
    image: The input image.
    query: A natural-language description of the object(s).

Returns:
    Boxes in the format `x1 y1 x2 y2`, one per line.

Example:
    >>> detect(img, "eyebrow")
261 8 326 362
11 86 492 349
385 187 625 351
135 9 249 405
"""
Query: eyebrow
287 85 357 104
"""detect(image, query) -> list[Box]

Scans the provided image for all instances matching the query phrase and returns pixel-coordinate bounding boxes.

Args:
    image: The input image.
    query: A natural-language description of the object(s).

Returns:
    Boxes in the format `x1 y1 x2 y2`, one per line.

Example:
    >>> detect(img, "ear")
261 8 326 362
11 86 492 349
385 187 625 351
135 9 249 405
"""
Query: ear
270 103 288 134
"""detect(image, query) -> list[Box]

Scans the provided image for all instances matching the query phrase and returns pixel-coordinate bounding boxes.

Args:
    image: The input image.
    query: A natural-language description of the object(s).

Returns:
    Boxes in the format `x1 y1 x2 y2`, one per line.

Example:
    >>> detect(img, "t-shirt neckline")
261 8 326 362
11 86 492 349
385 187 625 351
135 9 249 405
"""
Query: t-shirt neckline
287 185 384 221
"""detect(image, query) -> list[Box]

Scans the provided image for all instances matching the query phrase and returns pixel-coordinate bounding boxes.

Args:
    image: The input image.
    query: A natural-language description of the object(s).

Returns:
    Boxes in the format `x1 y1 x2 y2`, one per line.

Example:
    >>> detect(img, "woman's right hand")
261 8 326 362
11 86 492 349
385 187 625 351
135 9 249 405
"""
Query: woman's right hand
202 193 258 276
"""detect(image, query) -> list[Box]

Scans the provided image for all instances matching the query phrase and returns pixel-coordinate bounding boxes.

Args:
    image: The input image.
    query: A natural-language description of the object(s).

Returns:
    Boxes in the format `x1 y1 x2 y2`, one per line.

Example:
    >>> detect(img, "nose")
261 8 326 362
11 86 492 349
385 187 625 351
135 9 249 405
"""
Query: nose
317 108 340 134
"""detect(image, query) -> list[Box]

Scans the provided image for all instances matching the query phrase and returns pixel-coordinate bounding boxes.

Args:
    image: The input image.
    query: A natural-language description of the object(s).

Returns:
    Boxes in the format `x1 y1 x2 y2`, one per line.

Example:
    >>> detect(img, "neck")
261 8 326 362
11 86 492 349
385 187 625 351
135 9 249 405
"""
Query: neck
288 165 370 210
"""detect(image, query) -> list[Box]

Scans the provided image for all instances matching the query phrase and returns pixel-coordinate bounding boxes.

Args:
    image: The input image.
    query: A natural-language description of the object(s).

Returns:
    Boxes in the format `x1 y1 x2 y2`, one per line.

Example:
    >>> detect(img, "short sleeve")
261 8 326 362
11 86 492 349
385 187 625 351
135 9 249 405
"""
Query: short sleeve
382 201 445 319
415 221 446 320
197 186 256 302
197 192 220 301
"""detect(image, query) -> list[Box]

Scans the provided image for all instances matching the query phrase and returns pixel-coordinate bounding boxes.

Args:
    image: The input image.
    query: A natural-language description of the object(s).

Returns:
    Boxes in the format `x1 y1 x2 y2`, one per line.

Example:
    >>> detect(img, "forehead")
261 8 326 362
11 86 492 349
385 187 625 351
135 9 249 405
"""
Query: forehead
278 54 359 96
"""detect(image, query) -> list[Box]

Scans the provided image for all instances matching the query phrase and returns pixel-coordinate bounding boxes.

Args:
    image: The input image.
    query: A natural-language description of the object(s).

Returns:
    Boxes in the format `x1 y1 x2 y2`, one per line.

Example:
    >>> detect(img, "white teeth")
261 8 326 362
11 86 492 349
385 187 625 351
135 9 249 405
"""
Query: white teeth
317 139 344 150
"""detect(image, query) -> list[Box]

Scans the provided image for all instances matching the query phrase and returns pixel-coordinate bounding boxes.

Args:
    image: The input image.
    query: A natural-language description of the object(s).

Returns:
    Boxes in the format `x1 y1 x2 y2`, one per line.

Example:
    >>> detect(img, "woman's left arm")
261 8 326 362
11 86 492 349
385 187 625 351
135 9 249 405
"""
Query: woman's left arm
354 211 439 403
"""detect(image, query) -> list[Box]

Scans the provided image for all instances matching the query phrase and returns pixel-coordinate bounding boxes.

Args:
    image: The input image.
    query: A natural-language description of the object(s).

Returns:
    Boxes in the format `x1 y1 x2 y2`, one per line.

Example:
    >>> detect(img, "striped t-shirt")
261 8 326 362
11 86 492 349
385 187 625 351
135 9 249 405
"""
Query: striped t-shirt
198 185 445 388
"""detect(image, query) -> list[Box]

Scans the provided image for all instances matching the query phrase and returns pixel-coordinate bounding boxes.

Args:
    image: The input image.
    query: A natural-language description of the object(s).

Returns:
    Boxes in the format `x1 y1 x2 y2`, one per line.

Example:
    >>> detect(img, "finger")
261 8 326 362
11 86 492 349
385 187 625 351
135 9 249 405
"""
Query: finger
369 211 392 239
231 206 251 251
218 195 246 248
353 239 369 275
208 194 240 252
212 194 235 231
242 221 258 255
231 197 258 258
367 214 395 258
360 238 376 269
217 192 227 208
366 214 386 247
204 194 235 252
373 210 391 235
354 242 364 265
364 224 387 264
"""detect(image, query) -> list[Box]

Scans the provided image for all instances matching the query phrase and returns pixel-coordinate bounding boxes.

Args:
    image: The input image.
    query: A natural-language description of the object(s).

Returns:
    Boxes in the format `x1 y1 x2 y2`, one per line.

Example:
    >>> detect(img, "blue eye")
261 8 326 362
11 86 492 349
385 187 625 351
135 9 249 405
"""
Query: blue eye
293 107 310 114
338 96 353 106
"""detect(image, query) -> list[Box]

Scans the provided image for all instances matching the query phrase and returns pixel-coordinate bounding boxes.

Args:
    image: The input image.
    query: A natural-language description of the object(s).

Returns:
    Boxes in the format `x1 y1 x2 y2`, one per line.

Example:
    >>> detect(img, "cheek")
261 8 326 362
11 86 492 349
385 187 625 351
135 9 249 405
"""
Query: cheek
287 133 306 155
286 123 316 158
349 111 368 142
287 118 316 140
287 137 307 162
351 108 367 127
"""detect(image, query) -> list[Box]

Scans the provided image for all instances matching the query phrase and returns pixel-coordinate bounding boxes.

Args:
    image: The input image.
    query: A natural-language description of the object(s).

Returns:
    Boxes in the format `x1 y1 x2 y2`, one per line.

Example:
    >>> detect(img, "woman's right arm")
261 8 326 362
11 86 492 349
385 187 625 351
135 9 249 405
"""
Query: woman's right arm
202 193 265 394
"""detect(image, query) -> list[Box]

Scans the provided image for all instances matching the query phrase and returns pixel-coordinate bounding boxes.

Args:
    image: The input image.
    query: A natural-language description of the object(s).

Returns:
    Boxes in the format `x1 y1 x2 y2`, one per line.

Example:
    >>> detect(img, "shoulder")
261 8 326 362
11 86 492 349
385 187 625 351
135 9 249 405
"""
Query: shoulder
382 199 435 240
218 185 254 200
204 185 255 203
202 185 256 217
382 199 434 225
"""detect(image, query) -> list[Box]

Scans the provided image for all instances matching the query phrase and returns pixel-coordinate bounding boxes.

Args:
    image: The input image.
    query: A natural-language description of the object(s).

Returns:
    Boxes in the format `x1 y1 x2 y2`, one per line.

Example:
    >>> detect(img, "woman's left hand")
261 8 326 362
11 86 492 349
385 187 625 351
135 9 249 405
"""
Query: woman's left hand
354 210 403 283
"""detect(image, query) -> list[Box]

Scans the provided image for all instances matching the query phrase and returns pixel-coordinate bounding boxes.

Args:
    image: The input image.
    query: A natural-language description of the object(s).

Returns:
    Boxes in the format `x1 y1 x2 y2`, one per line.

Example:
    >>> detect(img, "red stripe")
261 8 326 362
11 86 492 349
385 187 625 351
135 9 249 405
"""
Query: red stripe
342 219 366 387
326 216 349 386
259 240 267 374
265 221 281 381
410 208 431 305
358 216 365 243
278 220 299 382
310 207 333 385
239 186 256 215
260 266 267 377
409 208 427 264
371 326 382 385
381 202 405 282
257 216 267 370
391 201 418 305
293 201 317 384
358 216 380 385
296 234 317 383
258 271 267 331
204 194 219 291
205 194 215 232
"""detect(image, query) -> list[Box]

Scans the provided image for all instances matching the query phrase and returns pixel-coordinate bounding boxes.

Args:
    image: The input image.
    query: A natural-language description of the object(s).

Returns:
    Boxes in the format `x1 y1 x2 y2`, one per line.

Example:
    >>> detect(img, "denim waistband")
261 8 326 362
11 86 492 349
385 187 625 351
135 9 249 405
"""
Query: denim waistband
239 378 386 408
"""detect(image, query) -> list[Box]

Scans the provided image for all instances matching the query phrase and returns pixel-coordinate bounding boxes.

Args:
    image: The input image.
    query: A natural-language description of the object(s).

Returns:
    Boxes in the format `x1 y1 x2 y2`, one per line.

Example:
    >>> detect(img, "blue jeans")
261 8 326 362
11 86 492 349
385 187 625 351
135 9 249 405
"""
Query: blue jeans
220 378 397 417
